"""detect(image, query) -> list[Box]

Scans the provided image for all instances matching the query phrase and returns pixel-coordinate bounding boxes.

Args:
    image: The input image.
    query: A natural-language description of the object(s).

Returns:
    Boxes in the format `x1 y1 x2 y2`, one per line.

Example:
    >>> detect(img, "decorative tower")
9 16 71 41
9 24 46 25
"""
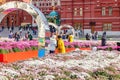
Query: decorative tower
48 6 60 26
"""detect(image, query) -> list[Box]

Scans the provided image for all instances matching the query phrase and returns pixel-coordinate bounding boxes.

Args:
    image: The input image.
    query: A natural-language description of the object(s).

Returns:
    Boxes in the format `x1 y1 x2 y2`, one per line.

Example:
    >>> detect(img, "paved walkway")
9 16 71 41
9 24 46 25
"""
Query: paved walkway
0 27 38 38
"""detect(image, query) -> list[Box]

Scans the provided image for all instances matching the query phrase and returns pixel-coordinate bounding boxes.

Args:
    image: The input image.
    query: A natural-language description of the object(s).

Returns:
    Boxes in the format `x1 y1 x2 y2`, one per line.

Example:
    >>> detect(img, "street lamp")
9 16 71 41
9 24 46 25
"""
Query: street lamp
83 0 85 35
89 0 96 34
11 16 14 27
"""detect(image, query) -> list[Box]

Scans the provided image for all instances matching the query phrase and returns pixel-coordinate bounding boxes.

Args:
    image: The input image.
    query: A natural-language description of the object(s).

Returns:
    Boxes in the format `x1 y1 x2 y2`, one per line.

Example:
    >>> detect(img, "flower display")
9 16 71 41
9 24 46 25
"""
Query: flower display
0 39 118 54
0 40 38 54
63 41 117 51
0 50 120 79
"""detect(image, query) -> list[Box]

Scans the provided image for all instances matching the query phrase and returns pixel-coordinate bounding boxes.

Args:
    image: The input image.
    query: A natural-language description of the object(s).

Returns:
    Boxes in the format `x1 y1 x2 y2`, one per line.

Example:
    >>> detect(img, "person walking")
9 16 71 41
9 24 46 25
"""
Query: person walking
14 32 20 41
2 26 4 31
94 31 98 40
101 32 107 46
57 35 66 54
48 35 57 54
86 33 90 40
8 31 13 39
28 32 33 40
68 34 73 43
23 32 29 41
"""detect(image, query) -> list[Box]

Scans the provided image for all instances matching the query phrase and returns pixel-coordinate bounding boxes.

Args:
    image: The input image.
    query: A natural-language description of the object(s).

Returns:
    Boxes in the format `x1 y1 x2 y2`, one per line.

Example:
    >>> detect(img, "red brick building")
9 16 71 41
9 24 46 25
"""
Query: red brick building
0 0 33 27
0 0 61 27
0 0 120 35
61 0 120 34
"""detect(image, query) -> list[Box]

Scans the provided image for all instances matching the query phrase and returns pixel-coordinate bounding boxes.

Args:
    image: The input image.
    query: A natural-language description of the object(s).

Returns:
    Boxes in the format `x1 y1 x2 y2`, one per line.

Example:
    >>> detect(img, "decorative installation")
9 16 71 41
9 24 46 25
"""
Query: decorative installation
0 1 49 62
58 24 75 37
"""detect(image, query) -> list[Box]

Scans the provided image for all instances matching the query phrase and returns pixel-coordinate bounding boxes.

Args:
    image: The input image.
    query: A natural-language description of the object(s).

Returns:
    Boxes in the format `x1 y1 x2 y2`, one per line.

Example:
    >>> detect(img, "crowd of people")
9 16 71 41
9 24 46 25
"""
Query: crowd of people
0 25 108 54
49 27 107 54
75 29 83 38
85 31 98 40
8 31 33 41
86 31 107 46
3 26 37 41
0 25 36 41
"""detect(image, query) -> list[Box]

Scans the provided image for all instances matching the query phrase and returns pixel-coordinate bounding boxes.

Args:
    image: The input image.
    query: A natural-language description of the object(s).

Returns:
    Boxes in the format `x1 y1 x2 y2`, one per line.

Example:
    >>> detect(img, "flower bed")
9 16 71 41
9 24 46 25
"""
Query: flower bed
44 40 118 51
63 41 117 51
97 46 118 51
0 40 38 63
0 50 120 79
0 40 38 54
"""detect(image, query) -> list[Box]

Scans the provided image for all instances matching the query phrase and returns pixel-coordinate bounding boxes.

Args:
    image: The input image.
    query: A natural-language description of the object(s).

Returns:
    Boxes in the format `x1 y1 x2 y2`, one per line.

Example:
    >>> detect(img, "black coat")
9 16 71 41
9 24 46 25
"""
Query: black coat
101 34 106 46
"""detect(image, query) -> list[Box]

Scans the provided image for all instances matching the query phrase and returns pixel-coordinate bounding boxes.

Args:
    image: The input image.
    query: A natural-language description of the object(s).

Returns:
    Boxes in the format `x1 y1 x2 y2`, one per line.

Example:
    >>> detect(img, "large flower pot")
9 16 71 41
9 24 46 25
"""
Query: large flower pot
0 50 38 63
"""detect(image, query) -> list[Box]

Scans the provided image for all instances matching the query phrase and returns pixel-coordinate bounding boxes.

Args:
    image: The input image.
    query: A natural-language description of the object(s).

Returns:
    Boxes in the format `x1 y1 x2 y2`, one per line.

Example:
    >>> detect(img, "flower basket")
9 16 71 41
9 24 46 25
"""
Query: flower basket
0 50 38 63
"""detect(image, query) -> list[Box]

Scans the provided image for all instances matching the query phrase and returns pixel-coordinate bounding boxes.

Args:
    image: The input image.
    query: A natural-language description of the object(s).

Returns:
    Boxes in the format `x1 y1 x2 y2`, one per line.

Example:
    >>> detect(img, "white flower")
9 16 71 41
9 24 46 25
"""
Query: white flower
0 75 8 80
1 69 20 76
43 75 55 80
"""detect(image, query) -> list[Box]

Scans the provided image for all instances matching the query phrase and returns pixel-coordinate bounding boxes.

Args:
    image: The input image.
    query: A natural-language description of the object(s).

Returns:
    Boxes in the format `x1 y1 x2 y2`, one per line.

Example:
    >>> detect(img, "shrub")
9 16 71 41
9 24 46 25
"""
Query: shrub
12 48 21 52
74 44 79 48
0 49 9 54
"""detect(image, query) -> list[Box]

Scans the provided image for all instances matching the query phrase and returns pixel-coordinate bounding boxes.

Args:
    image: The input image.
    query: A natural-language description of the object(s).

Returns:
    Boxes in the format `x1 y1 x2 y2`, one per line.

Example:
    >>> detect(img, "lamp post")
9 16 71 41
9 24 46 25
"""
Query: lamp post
89 0 95 34
6 17 9 27
72 0 74 26
83 0 85 35
11 16 14 27
90 0 92 33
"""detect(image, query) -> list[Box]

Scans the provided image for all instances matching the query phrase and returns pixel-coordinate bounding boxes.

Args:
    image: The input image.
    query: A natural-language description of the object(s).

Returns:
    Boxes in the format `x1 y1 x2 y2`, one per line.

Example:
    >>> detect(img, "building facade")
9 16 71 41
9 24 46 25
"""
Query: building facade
0 0 120 35
61 0 120 34
0 0 60 27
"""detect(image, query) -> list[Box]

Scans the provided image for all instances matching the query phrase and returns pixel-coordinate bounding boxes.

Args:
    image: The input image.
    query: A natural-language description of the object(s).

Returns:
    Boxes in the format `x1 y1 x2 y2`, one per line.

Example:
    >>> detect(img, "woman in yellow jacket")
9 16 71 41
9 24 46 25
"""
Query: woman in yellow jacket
57 35 66 53
68 34 73 43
